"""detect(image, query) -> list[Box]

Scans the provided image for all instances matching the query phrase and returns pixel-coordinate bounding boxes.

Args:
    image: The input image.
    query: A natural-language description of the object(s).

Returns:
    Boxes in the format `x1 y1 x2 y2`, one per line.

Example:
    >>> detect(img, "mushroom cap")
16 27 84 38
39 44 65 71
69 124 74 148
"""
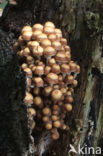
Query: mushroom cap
44 21 55 28
51 131 60 140
44 66 51 75
29 41 39 50
48 34 57 41
55 52 68 63
61 64 70 73
28 108 36 117
46 73 58 84
32 23 43 31
42 107 51 115
65 104 72 111
51 89 62 101
24 92 33 105
35 65 44 75
53 120 61 128
33 87 40 95
32 46 44 57
45 121 52 130
37 33 47 41
51 64 61 74
44 26 55 34
60 38 67 45
48 58 56 66
23 47 31 56
26 56 34 64
44 46 56 57
32 30 42 40
65 75 74 84
22 26 32 33
22 31 32 41
44 86 53 96
24 68 32 77
33 77 44 87
21 63 28 69
33 96 42 106
41 39 51 47
52 41 62 50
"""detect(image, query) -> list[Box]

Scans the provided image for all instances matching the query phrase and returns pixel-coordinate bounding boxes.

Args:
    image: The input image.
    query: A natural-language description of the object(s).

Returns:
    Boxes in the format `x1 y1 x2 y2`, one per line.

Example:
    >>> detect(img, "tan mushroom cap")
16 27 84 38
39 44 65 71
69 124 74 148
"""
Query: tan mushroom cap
22 31 32 41
44 86 53 96
37 33 47 41
32 30 42 40
44 66 51 75
35 65 44 75
44 46 56 57
42 107 51 115
32 23 43 31
48 34 57 41
48 58 56 66
23 47 31 56
52 41 62 50
60 38 67 45
41 39 51 47
22 26 32 34
51 64 61 74
46 73 58 84
32 46 44 57
33 96 42 106
44 21 55 28
45 121 52 130
61 64 70 73
65 104 72 111
26 56 34 64
53 120 61 128
24 68 32 77
24 92 33 105
44 26 55 34
51 89 62 101
55 52 68 63
28 108 36 117
33 77 44 87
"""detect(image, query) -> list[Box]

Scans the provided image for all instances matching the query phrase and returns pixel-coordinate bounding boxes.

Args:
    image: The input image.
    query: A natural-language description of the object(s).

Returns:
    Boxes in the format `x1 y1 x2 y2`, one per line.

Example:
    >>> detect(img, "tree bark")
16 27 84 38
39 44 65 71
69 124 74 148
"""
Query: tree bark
0 0 103 156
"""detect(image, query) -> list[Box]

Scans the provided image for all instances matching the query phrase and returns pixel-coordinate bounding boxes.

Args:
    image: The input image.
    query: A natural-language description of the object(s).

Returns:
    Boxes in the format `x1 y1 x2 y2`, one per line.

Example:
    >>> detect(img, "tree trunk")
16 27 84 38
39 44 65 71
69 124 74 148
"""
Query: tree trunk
0 0 103 156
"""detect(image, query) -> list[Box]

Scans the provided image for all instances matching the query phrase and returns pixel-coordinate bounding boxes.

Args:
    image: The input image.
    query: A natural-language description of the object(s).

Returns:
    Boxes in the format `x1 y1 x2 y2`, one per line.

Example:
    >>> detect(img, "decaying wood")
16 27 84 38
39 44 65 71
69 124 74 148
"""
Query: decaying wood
0 0 103 156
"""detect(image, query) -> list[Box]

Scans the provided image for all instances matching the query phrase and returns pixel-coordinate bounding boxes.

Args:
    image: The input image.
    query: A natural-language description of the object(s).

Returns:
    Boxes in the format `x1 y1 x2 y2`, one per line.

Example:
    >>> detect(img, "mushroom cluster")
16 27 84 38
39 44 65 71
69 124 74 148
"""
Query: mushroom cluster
13 21 80 140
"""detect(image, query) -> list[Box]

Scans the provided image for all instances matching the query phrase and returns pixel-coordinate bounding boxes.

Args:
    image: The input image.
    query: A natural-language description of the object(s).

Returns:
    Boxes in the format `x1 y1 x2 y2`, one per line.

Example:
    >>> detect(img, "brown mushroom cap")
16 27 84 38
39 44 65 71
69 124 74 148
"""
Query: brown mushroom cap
44 66 51 75
48 34 57 41
42 116 50 122
37 33 47 41
65 104 72 111
48 58 56 66
28 108 36 117
32 24 43 31
65 75 74 84
53 120 61 128
72 79 78 87
21 63 28 70
23 47 31 57
24 68 32 77
52 41 62 50
44 21 55 28
42 107 51 115
22 31 32 41
32 30 42 40
46 73 58 84
44 26 55 34
44 46 56 57
32 46 44 57
45 121 52 130
55 52 68 63
61 64 70 73
60 38 67 45
44 86 53 96
51 131 60 140
35 66 44 75
26 56 34 64
22 26 32 34
33 77 44 87
33 87 40 95
33 96 42 106
24 92 33 105
41 39 51 47
51 89 62 101
51 64 61 74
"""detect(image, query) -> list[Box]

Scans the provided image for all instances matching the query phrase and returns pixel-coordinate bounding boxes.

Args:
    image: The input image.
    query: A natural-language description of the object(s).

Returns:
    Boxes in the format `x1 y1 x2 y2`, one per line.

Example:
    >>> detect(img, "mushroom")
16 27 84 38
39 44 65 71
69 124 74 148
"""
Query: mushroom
32 46 44 58
48 58 56 66
28 108 36 118
53 120 61 128
32 23 43 31
33 87 40 95
44 66 51 75
44 86 53 96
55 52 68 64
52 41 62 50
24 68 32 78
44 26 55 34
44 46 56 61
21 63 28 70
32 77 44 87
41 39 51 47
22 26 32 34
26 56 34 64
51 63 61 74
44 21 55 28
46 73 58 85
37 33 47 41
23 47 31 57
22 31 32 41
60 38 67 46
64 104 72 112
51 89 62 101
33 96 43 107
45 121 52 130
24 92 33 105
48 34 57 41
35 65 44 75
42 107 51 116
32 30 42 40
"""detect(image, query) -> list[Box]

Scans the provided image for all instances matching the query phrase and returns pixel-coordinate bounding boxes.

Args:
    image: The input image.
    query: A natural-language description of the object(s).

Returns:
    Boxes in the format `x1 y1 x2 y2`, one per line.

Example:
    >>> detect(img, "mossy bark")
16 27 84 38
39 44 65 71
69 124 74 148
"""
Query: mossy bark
0 0 103 156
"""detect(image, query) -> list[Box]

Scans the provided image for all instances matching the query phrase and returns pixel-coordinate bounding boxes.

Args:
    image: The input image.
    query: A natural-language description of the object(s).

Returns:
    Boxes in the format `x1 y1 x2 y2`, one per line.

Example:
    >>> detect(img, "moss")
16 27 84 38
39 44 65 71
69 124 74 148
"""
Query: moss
85 11 100 32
